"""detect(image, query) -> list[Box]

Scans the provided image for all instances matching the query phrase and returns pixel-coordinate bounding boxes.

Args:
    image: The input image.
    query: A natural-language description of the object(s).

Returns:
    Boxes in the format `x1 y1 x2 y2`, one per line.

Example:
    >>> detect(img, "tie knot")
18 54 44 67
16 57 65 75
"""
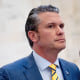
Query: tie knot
49 64 56 70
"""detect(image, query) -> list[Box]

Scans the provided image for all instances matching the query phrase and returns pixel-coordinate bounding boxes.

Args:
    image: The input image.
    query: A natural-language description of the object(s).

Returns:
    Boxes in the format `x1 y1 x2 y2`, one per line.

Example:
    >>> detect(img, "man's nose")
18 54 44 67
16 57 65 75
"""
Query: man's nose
56 26 64 35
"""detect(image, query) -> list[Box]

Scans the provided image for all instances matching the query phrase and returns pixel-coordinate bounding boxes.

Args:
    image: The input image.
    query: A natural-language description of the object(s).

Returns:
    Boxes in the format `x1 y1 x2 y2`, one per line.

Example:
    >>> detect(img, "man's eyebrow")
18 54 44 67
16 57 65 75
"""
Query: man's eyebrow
47 22 64 25
47 23 56 25
61 22 64 24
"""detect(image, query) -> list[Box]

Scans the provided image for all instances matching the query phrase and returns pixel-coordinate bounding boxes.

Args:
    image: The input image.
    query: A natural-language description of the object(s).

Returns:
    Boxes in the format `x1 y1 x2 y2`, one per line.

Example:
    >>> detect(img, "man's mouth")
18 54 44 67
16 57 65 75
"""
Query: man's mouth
55 39 65 42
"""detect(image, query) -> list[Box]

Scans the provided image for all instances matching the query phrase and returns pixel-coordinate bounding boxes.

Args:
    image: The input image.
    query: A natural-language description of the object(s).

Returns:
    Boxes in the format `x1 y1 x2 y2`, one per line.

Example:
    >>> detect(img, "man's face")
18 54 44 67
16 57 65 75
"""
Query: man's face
36 12 66 50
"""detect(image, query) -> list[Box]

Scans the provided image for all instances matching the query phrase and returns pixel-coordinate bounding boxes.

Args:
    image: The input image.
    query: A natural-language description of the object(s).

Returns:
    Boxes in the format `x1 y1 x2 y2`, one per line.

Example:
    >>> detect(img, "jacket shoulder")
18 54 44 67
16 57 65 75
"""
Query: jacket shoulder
59 58 79 69
1 54 33 70
0 54 33 80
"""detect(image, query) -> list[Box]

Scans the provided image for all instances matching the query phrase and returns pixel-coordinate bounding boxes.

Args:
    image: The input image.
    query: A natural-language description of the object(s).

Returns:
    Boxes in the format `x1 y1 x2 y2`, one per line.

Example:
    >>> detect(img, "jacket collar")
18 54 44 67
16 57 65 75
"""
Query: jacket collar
59 58 72 80
22 53 43 80
21 53 72 80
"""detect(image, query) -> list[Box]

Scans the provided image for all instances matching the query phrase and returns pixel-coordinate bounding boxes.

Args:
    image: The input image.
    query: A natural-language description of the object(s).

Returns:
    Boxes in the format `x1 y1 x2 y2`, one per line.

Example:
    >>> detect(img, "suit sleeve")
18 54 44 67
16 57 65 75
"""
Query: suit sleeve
0 68 9 80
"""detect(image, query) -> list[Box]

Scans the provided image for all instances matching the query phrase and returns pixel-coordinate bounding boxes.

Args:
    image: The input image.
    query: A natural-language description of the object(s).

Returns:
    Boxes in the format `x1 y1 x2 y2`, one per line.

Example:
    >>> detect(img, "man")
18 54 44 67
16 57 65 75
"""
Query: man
0 5 80 80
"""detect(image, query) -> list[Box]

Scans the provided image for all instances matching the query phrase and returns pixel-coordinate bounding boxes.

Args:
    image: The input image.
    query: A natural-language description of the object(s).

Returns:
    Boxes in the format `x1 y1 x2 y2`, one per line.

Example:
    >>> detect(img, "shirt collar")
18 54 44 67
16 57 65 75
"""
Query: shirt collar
33 50 60 71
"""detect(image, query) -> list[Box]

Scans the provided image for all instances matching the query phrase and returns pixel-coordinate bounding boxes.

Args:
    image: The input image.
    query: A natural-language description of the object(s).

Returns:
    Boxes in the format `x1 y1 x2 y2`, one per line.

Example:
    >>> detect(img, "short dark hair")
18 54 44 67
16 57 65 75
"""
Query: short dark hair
25 5 59 47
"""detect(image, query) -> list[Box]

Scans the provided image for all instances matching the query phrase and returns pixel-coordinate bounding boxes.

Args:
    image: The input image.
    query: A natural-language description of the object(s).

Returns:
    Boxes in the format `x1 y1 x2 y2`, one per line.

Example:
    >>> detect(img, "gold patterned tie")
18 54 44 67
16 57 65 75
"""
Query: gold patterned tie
49 64 59 80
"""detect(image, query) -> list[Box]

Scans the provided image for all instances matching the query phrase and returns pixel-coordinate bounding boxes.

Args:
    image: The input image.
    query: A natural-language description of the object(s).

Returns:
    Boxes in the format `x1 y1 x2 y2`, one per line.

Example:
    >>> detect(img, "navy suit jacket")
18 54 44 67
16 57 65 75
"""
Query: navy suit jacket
0 53 80 80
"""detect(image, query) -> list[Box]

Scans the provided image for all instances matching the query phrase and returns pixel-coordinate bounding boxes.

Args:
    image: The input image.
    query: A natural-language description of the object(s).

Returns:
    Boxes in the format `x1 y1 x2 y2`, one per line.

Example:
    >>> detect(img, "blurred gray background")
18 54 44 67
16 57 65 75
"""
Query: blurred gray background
0 0 80 68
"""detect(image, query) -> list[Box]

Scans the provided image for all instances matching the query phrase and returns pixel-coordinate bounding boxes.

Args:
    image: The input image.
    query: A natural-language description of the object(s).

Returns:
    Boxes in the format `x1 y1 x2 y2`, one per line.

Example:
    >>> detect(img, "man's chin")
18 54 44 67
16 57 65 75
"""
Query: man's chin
60 46 66 50
57 45 66 51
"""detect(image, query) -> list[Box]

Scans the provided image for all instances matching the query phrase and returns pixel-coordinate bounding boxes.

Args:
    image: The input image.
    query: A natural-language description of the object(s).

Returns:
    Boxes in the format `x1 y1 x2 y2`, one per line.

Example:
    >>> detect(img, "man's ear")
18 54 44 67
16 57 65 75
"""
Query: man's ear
28 31 38 42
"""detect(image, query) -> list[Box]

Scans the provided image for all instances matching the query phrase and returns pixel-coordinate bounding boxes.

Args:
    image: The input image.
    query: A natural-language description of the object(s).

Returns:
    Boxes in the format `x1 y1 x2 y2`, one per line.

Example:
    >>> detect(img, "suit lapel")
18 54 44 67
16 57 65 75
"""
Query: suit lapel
21 53 73 80
23 53 43 80
59 59 72 80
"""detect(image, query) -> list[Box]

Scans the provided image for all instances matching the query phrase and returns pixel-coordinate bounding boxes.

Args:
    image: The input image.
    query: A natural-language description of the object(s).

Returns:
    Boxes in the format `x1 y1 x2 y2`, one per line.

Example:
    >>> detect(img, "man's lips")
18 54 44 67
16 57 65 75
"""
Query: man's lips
55 39 65 42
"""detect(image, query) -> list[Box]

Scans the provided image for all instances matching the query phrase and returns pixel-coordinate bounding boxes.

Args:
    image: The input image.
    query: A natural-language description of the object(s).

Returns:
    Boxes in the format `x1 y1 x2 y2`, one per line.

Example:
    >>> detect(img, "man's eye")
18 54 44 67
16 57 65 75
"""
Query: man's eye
59 24 64 28
48 25 53 28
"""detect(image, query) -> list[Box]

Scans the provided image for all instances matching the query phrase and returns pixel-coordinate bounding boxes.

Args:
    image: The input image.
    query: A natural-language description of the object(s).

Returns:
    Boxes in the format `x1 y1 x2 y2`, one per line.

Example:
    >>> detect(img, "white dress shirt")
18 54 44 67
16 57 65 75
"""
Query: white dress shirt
33 50 64 80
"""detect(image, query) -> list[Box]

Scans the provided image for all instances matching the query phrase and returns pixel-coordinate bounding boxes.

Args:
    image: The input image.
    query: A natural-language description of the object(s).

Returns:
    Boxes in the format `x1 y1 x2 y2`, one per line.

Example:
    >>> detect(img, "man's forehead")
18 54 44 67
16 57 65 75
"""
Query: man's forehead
38 12 63 23
38 12 59 17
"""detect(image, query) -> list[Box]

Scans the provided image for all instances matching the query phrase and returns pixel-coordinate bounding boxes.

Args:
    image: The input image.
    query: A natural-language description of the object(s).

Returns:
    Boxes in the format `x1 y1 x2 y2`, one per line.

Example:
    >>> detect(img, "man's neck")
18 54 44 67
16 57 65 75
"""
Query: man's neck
33 45 61 63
